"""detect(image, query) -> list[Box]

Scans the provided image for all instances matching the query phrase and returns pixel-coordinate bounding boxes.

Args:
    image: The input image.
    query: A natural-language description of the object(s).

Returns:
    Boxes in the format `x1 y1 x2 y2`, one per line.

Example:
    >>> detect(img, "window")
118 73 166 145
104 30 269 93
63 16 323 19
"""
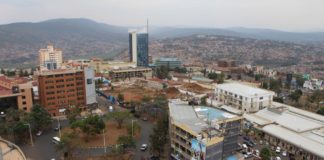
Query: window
21 89 25 92
23 107 27 111
22 101 26 105
22 96 26 99
260 97 263 100
87 79 92 84
56 79 64 83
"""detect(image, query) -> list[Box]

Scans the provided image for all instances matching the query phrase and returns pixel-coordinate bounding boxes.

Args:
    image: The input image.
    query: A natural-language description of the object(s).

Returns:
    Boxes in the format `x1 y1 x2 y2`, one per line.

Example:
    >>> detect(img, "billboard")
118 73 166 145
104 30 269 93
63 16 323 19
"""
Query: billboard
191 139 206 160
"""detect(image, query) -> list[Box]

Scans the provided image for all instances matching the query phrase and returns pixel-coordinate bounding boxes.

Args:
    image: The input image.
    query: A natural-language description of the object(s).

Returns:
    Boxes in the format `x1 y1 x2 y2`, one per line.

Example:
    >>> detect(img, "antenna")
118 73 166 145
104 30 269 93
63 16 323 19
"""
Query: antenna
146 18 149 33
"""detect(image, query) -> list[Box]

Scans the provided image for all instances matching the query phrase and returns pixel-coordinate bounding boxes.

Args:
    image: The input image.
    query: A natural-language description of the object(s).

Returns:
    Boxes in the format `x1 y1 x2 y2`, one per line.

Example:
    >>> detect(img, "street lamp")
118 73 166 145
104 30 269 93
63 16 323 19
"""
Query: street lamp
24 123 33 146
102 129 106 153
131 120 137 137
57 117 62 138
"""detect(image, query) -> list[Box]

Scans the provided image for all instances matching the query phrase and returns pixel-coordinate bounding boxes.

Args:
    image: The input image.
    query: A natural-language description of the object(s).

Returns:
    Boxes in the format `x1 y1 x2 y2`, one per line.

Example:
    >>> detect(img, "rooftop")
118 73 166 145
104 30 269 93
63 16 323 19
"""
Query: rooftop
244 102 324 158
36 69 83 76
169 99 238 136
216 83 274 97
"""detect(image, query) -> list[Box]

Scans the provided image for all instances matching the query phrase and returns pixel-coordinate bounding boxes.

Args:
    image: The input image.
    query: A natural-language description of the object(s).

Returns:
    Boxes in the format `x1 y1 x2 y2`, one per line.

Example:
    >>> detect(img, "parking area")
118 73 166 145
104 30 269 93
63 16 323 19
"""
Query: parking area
237 135 291 160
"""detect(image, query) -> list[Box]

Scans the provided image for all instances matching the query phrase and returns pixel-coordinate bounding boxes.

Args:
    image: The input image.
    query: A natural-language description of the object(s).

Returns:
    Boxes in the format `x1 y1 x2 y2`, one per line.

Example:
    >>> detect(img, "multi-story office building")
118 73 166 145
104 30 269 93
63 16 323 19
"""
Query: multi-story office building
169 99 242 160
39 45 63 70
0 76 34 113
215 83 275 113
155 58 182 69
37 68 96 116
244 102 324 160
129 30 149 67
109 67 152 80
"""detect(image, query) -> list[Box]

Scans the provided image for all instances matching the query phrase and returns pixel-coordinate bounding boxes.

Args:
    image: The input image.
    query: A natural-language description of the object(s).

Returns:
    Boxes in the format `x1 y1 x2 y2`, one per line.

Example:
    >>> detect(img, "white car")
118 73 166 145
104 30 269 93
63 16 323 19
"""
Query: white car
140 144 148 151
242 143 248 149
276 146 281 153
276 156 281 160
36 130 42 136
282 151 287 156
255 149 260 156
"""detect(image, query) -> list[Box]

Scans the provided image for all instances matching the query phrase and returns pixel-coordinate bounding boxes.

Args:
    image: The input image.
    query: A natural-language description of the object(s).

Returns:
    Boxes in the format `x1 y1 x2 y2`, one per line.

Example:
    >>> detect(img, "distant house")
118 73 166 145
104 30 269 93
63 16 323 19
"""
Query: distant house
303 79 323 90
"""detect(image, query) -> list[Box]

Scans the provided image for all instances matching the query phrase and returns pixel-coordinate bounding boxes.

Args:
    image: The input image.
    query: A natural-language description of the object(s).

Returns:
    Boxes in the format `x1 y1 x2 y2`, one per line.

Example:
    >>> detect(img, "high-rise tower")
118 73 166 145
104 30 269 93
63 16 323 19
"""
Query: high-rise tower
129 22 149 67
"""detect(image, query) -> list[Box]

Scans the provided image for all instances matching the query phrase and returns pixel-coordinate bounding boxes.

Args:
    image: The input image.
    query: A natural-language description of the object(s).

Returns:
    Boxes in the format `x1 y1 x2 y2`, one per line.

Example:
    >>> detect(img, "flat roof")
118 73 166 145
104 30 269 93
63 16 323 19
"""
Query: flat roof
169 99 239 135
216 83 274 97
36 69 83 76
263 125 324 158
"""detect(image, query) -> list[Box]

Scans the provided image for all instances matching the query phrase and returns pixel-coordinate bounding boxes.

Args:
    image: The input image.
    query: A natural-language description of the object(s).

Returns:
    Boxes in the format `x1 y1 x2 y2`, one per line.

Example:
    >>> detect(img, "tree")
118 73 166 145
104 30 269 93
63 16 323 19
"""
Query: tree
156 65 169 79
141 95 152 103
200 96 208 106
71 115 105 141
317 107 324 116
207 72 218 80
289 89 302 102
117 93 124 102
273 97 284 103
295 74 305 88
56 132 80 159
117 135 136 150
29 104 52 131
269 78 282 94
19 69 24 77
23 70 29 76
0 68 5 74
107 111 132 128
260 147 271 160
149 113 169 157
66 107 81 124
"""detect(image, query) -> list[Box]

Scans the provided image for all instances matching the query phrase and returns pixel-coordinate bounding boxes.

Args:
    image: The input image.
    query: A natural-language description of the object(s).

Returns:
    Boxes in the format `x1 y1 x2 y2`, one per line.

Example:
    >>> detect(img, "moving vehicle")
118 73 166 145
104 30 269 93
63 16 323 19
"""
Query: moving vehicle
140 144 148 151
36 131 42 136
52 137 61 144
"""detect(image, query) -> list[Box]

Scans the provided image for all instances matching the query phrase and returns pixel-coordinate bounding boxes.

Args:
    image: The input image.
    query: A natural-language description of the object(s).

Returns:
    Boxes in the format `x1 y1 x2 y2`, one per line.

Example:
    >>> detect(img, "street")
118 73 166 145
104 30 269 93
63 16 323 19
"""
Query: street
20 120 69 160
133 119 154 160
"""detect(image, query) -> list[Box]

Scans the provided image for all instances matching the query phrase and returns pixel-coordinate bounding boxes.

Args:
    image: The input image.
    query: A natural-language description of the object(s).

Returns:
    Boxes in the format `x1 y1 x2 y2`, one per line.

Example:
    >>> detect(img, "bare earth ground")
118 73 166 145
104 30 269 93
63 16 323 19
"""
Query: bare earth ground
105 85 159 102
63 121 140 147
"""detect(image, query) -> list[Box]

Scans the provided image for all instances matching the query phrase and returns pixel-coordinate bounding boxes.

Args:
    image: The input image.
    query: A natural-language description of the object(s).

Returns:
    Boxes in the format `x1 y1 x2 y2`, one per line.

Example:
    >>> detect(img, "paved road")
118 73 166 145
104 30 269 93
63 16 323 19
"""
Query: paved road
20 120 69 160
133 119 154 160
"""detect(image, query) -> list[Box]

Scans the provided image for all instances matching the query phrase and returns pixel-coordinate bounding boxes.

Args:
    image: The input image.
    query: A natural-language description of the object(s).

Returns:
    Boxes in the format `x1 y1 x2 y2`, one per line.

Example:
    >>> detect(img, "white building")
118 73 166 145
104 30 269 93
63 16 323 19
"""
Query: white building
303 79 323 90
215 83 275 113
244 102 324 160
84 67 96 105
39 45 63 70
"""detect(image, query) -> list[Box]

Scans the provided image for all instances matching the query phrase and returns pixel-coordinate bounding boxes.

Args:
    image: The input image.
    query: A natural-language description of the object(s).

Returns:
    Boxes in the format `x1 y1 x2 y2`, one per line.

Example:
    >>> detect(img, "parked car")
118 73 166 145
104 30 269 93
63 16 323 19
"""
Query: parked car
243 136 250 141
36 130 42 136
242 143 248 149
255 149 260 156
140 144 148 151
276 156 281 160
54 126 62 131
142 117 148 121
276 147 281 153
282 151 287 157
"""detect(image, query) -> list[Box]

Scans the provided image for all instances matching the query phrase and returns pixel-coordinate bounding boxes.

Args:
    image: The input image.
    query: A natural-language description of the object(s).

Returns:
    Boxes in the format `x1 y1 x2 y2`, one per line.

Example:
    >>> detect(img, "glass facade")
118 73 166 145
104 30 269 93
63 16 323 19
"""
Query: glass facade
129 32 149 67
136 33 149 66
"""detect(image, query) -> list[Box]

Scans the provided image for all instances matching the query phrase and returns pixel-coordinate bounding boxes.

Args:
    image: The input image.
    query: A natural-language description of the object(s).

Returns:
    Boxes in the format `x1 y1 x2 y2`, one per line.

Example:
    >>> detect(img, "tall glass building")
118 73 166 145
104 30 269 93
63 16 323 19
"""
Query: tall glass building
129 30 149 67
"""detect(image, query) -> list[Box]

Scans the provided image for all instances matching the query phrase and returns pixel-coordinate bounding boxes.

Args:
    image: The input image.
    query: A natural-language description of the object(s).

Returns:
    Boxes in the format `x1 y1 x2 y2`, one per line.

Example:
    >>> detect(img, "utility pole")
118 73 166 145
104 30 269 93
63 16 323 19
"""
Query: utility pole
132 120 137 137
102 129 106 153
24 123 33 146
57 117 62 138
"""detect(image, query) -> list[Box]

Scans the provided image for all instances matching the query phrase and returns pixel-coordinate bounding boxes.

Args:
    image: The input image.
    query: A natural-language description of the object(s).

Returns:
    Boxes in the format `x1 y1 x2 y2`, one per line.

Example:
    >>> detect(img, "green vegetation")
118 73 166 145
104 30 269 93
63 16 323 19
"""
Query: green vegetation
106 111 132 128
0 104 52 144
207 72 225 83
200 96 208 106
260 147 271 160
156 65 170 79
56 132 80 159
70 115 105 141
173 67 187 73
117 93 124 102
149 113 169 157
117 135 136 150
295 74 305 87
317 107 324 116
289 89 303 102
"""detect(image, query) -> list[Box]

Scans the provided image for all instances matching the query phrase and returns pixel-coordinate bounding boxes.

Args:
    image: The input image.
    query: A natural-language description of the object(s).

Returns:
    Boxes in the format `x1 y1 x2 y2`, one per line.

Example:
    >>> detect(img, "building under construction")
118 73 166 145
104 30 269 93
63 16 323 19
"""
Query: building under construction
169 99 242 160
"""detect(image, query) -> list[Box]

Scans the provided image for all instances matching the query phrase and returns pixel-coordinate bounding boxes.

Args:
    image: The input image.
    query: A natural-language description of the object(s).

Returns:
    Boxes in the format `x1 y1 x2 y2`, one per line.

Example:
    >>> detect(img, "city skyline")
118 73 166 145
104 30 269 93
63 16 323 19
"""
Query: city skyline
1 0 324 32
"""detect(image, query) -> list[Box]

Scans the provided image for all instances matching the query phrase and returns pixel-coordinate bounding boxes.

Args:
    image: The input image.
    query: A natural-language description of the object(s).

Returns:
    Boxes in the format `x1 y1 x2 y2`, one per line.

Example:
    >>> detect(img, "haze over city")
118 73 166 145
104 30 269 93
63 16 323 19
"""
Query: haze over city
1 0 324 31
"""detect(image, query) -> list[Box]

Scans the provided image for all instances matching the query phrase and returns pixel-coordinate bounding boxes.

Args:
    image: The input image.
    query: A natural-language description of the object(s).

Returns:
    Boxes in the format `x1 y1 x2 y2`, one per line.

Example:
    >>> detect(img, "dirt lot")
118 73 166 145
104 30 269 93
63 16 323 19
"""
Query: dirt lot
179 83 212 94
63 121 139 148
105 85 159 102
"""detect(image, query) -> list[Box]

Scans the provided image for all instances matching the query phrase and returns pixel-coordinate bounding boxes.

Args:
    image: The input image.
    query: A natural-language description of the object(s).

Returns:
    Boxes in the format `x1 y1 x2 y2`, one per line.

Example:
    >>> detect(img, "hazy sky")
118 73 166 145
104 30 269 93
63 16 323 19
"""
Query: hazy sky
0 0 323 32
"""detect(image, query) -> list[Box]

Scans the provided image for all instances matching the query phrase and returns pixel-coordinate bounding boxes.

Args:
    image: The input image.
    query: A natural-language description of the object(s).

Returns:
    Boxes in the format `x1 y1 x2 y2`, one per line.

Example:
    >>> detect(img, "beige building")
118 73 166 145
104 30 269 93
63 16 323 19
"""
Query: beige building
109 67 152 80
215 83 275 113
0 75 34 113
39 45 63 70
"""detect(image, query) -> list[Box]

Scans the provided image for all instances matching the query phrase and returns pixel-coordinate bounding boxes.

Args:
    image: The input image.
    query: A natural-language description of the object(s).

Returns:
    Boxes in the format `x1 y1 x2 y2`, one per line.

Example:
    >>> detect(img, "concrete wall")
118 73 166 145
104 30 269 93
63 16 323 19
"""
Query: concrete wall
84 67 96 105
